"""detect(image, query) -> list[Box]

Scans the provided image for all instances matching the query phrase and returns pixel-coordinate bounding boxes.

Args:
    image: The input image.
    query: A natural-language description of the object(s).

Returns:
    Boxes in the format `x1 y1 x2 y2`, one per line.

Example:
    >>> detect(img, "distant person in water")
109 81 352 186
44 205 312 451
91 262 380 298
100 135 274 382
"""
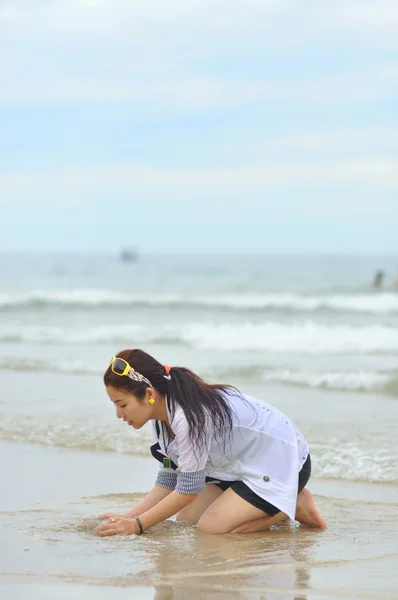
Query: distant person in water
96 349 327 537
372 270 385 289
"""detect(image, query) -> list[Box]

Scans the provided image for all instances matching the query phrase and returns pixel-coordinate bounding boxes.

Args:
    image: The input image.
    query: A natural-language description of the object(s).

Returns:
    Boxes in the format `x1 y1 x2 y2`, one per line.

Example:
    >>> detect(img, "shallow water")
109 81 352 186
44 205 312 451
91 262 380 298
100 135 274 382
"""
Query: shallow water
2 442 398 599
1 253 398 598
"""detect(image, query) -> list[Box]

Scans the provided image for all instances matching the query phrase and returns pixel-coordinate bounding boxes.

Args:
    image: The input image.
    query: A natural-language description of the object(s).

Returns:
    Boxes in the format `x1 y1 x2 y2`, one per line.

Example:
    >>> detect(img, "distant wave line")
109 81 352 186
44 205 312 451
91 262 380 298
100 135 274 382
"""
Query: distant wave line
1 356 397 396
1 320 397 354
1 290 398 314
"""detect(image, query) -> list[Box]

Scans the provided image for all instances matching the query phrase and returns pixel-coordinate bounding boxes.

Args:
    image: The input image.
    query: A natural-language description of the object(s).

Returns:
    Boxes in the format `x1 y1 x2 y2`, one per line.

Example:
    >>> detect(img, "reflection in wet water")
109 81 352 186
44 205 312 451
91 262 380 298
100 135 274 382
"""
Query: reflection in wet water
5 491 398 600
152 585 308 600
135 521 314 600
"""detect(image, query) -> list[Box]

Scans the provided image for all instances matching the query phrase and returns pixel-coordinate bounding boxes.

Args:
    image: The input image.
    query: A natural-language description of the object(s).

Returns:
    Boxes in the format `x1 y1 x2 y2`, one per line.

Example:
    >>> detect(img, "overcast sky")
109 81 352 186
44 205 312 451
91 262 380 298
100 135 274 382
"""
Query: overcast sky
1 0 397 254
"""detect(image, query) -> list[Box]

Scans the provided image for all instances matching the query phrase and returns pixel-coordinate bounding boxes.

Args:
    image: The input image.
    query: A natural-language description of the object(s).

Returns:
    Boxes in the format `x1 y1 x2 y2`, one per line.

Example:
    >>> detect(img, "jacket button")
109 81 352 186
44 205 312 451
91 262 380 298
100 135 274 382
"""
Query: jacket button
263 475 270 482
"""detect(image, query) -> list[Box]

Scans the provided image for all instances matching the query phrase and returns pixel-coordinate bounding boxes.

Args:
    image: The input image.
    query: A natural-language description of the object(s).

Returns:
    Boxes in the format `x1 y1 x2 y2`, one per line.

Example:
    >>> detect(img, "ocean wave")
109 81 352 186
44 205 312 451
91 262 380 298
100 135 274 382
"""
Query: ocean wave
264 369 397 393
1 415 396 483
221 366 398 396
1 356 397 397
0 356 100 375
1 289 398 314
0 415 153 456
312 443 398 484
1 321 397 355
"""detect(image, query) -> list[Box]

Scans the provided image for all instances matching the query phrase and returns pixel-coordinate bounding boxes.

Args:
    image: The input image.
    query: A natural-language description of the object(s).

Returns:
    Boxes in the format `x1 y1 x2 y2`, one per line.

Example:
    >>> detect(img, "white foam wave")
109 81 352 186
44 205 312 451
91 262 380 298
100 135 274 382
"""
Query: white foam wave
0 290 180 308
314 443 398 483
0 414 153 456
0 356 101 375
261 369 394 392
1 289 398 314
1 357 397 397
183 321 398 354
206 292 398 314
1 415 396 483
1 321 398 354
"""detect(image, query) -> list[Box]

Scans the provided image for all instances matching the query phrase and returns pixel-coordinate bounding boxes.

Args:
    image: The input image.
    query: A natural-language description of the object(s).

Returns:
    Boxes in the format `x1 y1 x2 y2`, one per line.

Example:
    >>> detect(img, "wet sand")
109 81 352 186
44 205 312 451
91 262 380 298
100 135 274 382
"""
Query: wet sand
1 441 398 600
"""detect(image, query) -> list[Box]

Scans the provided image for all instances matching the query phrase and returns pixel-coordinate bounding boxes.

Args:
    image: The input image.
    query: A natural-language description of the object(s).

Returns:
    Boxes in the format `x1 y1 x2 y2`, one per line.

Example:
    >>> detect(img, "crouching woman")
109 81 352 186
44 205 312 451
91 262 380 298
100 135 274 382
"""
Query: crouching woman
96 349 326 537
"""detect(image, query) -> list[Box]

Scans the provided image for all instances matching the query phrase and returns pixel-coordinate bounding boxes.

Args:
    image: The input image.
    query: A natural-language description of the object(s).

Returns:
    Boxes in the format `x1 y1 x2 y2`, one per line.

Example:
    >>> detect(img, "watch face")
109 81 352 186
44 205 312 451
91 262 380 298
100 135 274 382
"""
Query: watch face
163 457 171 468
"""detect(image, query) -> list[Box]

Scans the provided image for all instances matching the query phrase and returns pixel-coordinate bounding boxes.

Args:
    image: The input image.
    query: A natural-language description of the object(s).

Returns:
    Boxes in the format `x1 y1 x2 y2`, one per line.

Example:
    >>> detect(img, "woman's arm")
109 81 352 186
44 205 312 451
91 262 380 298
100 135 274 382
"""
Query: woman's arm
99 485 174 520
131 411 210 532
138 490 197 530
124 485 174 517
97 490 198 536
98 409 211 536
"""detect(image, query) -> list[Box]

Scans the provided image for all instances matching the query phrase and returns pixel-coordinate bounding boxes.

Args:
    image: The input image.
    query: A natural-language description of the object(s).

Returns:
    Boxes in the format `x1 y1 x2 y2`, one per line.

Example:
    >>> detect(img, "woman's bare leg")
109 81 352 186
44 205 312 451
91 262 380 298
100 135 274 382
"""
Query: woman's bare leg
230 511 289 534
177 484 327 532
175 484 223 525
197 488 273 534
196 487 327 534
231 488 328 533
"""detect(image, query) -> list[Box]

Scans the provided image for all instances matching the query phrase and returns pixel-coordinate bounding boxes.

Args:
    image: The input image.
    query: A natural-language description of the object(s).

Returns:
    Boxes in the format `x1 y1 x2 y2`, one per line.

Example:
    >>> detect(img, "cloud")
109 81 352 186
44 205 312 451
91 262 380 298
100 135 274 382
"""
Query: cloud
1 0 397 109
0 75 271 106
1 62 397 107
251 126 398 156
3 0 398 39
1 158 398 199
0 0 294 46
2 0 397 57
1 1 397 253
329 0 398 29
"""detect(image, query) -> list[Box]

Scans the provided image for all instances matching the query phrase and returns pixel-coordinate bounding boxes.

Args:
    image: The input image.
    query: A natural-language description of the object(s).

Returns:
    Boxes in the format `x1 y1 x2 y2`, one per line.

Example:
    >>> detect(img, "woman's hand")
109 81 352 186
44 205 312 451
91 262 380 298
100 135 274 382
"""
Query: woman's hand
96 517 139 537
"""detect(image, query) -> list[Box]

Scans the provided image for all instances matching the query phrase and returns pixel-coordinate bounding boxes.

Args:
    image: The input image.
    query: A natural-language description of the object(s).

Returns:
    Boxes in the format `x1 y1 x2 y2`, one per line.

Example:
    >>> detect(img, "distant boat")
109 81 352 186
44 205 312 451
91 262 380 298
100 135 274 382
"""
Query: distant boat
119 247 138 262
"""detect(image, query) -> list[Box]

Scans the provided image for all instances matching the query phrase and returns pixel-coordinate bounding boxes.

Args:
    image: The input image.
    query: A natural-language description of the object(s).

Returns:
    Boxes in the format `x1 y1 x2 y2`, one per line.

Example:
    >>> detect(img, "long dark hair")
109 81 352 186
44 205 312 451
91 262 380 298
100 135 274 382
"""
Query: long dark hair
104 348 234 452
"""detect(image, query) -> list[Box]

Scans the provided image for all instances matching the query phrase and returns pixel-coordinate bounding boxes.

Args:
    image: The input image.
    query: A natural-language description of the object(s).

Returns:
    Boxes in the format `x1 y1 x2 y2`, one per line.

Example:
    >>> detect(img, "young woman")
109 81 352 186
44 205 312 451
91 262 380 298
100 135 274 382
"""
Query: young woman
97 349 327 537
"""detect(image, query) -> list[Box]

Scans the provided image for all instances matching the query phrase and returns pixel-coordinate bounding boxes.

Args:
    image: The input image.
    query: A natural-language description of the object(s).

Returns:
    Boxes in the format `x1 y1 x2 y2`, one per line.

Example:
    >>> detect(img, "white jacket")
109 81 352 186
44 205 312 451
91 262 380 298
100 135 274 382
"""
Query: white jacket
153 389 309 520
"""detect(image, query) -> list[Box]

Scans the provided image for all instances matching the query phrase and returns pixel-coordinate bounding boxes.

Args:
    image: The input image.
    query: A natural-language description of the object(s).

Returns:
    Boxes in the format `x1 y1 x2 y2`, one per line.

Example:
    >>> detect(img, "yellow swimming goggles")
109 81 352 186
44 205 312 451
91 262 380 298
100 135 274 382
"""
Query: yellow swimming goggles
108 357 152 386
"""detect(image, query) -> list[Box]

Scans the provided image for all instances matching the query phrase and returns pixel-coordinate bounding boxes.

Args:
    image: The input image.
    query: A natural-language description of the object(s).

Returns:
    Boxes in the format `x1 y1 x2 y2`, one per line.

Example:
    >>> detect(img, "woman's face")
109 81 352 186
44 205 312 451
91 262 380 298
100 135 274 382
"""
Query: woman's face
106 385 154 429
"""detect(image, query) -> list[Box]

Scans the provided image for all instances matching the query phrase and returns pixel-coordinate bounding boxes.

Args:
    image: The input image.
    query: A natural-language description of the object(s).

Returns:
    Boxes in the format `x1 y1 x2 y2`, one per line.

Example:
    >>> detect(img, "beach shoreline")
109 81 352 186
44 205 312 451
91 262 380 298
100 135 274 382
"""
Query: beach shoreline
1 253 398 599
2 440 398 600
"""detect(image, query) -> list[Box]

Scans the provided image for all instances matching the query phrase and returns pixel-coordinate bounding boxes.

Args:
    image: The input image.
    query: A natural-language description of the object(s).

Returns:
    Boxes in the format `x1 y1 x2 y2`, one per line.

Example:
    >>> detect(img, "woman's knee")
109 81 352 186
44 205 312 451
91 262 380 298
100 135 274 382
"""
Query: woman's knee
177 484 224 526
196 514 231 534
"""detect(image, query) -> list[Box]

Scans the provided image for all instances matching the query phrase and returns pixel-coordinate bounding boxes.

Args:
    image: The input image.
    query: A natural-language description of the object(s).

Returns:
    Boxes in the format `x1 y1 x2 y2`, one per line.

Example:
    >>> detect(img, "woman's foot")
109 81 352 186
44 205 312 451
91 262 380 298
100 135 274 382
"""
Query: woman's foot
295 488 327 528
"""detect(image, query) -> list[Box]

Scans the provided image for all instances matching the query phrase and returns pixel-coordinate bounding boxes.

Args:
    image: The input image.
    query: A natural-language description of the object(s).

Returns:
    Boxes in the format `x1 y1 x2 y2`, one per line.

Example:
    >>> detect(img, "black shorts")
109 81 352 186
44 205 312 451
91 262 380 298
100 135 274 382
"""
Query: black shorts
205 454 311 516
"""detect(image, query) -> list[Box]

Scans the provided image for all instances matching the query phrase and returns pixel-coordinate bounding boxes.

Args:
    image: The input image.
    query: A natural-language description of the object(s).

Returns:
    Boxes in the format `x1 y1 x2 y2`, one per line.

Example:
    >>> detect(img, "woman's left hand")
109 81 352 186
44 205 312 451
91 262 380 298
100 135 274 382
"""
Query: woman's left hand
96 517 138 537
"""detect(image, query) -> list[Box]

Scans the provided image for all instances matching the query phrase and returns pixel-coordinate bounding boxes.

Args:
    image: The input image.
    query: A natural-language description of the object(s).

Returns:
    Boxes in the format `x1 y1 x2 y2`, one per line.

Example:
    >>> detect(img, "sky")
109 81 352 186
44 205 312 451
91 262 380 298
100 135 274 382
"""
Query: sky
0 0 397 254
